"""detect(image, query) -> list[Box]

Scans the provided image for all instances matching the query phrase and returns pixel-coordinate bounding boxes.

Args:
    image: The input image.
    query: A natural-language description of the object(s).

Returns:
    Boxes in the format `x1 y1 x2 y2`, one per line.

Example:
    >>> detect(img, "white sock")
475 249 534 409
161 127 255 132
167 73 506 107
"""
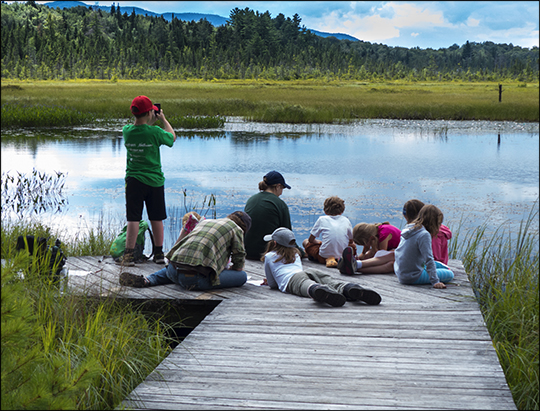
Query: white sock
356 260 363 269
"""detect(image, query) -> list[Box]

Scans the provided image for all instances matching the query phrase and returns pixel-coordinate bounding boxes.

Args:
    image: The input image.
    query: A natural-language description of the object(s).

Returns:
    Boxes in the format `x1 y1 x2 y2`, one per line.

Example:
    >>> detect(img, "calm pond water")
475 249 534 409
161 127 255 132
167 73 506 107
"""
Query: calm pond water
2 118 538 254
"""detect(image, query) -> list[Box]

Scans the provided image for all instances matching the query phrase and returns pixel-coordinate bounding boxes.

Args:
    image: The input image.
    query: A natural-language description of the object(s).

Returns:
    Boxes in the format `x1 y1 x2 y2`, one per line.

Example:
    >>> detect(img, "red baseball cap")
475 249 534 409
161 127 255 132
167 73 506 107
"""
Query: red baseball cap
130 95 158 115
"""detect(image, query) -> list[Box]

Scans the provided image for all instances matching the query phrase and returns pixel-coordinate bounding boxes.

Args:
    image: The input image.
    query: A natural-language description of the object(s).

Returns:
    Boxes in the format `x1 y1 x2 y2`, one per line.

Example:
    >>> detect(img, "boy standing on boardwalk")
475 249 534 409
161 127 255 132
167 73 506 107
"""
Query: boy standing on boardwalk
117 95 176 266
302 196 356 268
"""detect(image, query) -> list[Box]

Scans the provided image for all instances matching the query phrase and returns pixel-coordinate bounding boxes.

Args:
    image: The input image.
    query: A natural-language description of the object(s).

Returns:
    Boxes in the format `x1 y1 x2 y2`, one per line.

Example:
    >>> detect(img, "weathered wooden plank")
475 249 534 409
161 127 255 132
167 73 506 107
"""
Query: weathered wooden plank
124 386 515 410
64 256 515 410
143 370 511 389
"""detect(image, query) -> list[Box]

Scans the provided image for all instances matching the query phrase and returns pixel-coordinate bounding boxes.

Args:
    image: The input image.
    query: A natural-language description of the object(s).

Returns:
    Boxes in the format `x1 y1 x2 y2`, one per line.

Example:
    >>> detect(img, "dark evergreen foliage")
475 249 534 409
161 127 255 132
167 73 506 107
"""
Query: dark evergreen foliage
1 1 538 81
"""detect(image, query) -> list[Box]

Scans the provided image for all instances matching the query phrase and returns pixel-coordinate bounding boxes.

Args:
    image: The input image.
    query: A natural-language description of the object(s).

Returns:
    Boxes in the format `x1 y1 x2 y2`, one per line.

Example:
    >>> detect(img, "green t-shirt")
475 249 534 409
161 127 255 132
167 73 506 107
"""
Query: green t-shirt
123 124 175 187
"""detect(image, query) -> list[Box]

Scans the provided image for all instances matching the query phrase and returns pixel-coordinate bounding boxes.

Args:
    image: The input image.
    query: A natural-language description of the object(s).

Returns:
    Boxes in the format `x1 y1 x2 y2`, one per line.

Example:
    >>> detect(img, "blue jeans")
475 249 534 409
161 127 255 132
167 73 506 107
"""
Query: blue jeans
412 261 455 285
146 263 247 291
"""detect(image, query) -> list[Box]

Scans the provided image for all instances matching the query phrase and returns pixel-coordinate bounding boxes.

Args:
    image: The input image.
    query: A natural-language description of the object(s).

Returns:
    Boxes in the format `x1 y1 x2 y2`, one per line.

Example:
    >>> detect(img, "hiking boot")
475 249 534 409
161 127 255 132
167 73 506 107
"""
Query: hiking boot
343 283 381 305
326 257 338 268
153 252 165 264
337 246 356 275
115 252 135 267
308 284 346 307
119 272 149 288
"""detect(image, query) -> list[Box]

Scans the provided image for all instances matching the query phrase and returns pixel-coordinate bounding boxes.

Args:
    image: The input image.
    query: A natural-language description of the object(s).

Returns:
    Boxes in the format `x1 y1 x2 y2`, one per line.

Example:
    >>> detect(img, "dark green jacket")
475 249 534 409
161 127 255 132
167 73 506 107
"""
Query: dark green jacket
244 191 293 260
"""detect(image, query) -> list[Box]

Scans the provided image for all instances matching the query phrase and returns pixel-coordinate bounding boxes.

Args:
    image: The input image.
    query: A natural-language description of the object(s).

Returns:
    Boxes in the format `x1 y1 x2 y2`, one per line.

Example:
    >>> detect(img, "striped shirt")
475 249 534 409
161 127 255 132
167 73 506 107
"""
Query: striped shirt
165 218 246 285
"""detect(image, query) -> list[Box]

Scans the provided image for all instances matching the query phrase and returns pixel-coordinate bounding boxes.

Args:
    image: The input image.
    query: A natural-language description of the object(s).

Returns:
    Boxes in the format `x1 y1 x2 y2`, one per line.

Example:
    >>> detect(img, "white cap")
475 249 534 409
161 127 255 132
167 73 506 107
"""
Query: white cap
263 227 296 247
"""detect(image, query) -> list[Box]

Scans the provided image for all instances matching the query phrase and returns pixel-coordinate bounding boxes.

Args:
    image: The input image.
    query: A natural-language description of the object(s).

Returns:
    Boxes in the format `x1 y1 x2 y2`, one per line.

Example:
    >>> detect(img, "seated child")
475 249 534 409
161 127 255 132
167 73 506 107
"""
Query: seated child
177 211 204 242
403 199 452 264
302 196 356 268
353 222 401 260
394 204 454 289
263 227 381 307
337 221 401 275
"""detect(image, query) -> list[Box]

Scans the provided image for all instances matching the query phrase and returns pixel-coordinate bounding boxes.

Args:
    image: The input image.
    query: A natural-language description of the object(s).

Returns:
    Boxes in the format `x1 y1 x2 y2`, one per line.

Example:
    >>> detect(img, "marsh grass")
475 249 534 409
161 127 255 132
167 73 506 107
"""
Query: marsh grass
1 218 182 410
450 202 539 410
167 114 225 129
1 80 537 124
2 168 68 218
1 174 221 409
1 101 95 127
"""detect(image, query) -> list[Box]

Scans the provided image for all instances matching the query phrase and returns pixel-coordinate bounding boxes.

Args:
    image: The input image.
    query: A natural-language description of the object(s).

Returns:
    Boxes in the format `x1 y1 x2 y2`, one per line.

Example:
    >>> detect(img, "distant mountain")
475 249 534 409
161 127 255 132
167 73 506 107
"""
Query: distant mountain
307 29 359 42
161 13 229 26
44 1 160 17
43 1 357 41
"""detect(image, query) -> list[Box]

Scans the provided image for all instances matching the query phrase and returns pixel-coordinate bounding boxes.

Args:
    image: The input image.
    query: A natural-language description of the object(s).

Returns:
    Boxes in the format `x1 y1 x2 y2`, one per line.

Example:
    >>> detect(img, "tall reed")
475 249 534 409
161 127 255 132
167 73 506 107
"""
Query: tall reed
450 201 539 410
1 219 181 410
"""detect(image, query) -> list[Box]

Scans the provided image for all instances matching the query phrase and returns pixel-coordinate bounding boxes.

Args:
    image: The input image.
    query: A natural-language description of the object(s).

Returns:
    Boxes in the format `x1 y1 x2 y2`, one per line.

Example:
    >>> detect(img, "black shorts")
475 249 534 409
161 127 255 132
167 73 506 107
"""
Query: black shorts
125 177 167 221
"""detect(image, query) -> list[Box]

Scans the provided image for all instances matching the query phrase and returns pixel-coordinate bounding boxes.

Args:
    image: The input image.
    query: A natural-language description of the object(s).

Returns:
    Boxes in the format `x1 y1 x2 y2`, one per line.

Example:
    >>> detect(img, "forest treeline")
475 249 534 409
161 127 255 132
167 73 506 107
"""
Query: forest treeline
1 0 539 82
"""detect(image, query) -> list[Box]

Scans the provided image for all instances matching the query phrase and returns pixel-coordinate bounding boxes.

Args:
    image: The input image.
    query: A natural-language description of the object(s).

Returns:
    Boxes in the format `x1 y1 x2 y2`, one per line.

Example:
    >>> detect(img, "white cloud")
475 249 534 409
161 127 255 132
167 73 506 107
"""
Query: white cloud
306 1 449 44
466 17 480 27
303 1 538 48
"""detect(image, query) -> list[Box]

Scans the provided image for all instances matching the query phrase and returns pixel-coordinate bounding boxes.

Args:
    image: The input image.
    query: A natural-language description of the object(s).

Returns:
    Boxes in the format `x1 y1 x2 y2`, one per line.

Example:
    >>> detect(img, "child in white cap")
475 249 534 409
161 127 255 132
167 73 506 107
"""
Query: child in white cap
261 227 381 307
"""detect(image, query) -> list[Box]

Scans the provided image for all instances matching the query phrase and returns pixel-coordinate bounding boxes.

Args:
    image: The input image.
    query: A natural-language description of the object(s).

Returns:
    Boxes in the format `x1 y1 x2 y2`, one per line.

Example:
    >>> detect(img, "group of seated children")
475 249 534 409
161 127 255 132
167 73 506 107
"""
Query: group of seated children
131 196 454 308
299 197 454 290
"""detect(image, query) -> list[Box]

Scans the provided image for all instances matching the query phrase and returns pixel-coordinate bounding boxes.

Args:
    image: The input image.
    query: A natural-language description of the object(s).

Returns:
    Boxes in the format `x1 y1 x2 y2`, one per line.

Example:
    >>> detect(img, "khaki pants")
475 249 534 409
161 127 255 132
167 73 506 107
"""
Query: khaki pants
285 268 351 298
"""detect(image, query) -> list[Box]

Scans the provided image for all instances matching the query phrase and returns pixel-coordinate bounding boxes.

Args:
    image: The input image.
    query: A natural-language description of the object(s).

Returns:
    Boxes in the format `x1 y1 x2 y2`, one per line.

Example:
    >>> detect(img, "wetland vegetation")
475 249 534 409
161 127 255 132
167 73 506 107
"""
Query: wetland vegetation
1 170 538 409
1 79 539 127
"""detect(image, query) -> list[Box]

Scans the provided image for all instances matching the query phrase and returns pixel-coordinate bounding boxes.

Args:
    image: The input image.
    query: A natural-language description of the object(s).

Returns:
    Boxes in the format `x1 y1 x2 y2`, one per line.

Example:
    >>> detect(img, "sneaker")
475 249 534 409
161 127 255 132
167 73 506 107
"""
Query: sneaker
115 252 135 267
326 257 338 268
153 252 165 264
308 284 346 307
343 283 381 305
119 272 148 288
338 246 356 275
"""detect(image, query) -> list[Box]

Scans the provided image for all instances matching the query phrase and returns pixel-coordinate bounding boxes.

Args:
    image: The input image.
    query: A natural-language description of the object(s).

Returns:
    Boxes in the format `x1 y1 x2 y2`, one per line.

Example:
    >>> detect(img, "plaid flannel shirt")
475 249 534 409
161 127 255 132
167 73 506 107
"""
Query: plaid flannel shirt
165 218 246 285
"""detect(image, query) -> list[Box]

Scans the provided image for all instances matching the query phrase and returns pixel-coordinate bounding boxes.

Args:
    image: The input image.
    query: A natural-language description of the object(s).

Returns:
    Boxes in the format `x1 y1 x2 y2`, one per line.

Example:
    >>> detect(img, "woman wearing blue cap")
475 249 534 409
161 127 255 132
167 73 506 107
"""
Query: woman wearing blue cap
244 171 304 260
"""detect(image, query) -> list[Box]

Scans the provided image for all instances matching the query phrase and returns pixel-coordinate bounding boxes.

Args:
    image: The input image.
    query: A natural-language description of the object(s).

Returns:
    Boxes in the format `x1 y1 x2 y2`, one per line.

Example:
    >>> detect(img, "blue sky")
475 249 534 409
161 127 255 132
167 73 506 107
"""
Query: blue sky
37 1 539 50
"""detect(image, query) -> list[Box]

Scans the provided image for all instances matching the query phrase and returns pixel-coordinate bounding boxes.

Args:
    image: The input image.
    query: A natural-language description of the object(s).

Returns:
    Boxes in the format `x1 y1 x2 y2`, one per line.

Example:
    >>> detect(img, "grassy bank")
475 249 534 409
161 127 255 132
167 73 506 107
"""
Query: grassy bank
1 219 181 410
449 203 539 410
1 79 538 125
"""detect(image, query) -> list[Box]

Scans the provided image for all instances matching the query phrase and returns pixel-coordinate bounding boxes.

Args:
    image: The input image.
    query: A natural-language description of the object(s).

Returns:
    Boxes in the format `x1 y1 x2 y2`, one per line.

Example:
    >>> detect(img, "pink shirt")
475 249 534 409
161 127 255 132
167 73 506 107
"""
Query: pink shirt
378 224 401 250
432 224 452 264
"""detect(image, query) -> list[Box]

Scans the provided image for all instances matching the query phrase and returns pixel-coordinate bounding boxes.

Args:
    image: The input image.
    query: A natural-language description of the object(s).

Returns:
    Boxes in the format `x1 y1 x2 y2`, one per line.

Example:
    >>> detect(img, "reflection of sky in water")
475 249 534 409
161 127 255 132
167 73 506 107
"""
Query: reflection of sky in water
2 119 538 252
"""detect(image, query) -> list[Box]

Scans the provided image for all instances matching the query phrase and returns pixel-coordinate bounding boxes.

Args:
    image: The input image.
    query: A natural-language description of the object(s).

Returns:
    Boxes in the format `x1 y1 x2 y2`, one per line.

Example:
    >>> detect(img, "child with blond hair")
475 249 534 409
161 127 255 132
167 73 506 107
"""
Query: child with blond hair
177 211 204 242
353 222 401 260
338 221 401 275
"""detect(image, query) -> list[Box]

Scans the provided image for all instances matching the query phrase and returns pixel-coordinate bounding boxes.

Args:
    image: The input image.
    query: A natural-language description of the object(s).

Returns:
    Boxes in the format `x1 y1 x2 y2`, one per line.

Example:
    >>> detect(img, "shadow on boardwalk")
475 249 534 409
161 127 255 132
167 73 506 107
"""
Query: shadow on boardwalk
64 257 516 410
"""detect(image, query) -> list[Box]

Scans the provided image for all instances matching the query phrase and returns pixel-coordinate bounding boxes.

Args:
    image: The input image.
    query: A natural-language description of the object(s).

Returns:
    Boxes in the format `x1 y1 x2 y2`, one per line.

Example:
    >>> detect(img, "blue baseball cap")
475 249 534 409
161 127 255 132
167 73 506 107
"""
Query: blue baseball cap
264 171 291 189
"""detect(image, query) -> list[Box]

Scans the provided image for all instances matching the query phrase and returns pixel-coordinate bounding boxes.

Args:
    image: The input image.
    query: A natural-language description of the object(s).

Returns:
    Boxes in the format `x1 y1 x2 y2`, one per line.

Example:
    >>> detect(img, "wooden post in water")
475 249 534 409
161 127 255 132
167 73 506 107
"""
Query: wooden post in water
498 133 501 145
498 84 503 102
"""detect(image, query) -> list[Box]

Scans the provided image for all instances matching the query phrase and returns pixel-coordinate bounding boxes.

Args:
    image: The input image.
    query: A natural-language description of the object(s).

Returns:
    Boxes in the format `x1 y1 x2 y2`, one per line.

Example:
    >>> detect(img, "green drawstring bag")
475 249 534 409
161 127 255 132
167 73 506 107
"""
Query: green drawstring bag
110 220 154 262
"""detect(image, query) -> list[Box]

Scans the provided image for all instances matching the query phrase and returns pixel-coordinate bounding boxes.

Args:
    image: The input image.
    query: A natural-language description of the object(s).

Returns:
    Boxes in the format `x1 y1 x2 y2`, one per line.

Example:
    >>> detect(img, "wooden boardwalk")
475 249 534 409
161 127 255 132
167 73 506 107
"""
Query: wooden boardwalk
64 256 516 410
